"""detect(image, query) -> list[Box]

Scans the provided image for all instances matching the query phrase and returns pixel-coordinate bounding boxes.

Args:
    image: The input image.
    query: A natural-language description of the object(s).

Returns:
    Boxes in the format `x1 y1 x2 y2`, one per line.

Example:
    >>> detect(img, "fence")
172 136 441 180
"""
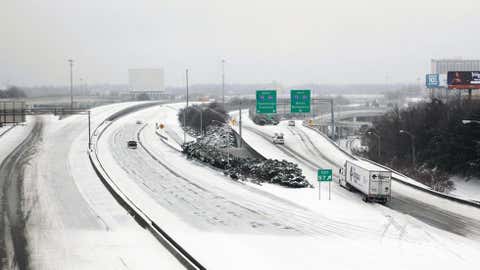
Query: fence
0 101 26 125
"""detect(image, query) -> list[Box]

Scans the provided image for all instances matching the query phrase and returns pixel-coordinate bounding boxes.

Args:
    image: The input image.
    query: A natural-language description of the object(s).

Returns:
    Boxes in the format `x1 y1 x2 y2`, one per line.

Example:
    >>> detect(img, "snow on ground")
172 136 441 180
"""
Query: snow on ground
233 111 480 218
22 102 183 270
0 124 15 137
95 104 480 269
234 111 480 219
450 176 480 201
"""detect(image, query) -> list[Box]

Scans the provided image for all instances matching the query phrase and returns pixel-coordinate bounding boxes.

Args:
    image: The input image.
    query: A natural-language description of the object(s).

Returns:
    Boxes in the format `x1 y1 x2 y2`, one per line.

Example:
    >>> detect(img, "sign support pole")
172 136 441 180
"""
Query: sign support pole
88 110 91 150
318 183 321 200
329 182 331 200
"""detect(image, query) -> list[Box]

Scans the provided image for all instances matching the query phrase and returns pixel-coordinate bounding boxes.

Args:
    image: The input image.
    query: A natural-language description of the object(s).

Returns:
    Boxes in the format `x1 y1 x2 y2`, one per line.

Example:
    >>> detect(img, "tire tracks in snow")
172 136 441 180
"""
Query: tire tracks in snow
108 123 373 237
0 117 42 270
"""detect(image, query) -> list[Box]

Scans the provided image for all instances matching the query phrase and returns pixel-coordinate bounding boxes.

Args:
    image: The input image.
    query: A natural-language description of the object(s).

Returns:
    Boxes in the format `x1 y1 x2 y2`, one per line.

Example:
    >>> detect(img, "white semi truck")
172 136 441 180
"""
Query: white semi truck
339 160 392 203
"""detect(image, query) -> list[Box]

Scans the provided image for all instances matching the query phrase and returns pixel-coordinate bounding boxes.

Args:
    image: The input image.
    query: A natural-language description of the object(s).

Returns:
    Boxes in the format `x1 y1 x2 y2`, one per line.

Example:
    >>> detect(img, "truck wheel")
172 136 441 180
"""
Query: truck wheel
343 182 352 191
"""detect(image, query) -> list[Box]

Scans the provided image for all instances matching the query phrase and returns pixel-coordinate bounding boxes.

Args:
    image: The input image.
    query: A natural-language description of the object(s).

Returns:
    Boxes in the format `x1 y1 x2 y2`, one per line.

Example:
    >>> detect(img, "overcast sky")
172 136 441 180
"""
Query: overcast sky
1 0 478 87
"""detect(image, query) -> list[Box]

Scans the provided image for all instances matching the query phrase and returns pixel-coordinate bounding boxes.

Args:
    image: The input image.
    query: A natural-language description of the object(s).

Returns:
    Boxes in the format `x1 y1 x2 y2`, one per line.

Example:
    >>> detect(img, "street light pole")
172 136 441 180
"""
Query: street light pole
88 110 91 149
239 100 242 148
367 131 381 160
190 106 203 137
330 99 335 139
222 59 225 105
184 69 189 144
400 129 416 168
68 59 74 110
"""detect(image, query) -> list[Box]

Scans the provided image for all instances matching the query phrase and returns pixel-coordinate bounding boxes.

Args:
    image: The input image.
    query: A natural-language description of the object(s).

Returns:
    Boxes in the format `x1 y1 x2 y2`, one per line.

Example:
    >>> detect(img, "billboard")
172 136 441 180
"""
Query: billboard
129 68 165 92
447 71 480 89
425 74 440 88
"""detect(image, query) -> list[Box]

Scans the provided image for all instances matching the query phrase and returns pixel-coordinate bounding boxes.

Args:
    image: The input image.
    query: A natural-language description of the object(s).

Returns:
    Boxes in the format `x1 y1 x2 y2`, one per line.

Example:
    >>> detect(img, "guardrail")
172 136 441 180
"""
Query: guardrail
301 122 480 208
88 102 206 270
301 122 358 161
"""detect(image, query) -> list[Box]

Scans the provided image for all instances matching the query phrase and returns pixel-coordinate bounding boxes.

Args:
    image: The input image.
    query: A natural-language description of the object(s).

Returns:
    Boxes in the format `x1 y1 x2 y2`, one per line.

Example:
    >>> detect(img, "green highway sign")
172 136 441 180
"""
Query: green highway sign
256 90 277 114
290 89 311 113
317 169 332 182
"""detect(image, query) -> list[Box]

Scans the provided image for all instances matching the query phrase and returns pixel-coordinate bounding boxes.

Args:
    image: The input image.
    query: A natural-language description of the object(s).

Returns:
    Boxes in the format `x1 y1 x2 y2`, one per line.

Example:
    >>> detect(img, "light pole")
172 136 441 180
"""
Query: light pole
239 100 242 148
190 106 203 137
330 98 335 139
221 59 225 105
400 129 416 168
68 59 74 110
88 110 91 149
184 69 189 144
367 131 381 160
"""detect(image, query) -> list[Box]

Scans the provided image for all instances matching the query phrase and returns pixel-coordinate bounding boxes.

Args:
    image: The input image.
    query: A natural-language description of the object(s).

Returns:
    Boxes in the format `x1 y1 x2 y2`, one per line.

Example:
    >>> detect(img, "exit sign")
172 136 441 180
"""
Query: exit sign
317 169 332 182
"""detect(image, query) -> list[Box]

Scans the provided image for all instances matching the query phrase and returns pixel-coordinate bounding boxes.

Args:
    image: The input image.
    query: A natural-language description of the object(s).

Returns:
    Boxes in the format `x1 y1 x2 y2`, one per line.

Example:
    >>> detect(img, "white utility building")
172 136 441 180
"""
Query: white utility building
128 68 166 100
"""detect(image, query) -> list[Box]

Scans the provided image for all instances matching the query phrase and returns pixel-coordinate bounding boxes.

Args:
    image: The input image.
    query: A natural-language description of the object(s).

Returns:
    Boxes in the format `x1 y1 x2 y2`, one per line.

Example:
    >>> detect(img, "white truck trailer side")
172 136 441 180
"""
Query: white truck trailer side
339 160 392 203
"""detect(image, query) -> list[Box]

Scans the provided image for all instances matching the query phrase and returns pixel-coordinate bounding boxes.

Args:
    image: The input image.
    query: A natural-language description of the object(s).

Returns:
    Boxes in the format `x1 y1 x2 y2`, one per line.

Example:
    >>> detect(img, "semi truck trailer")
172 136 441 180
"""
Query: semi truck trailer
339 160 392 203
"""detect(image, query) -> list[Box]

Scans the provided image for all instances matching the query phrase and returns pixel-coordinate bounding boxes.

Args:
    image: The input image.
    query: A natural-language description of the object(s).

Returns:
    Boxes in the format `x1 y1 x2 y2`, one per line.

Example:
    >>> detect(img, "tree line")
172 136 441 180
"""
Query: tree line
0 86 27 99
365 98 480 192
177 102 228 135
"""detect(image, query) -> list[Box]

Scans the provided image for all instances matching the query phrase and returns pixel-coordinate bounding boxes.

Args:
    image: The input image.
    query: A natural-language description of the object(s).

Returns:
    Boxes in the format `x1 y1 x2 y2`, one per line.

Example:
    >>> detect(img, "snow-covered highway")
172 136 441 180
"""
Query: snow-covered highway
0 103 184 270
233 111 480 239
3 102 479 269
93 103 480 269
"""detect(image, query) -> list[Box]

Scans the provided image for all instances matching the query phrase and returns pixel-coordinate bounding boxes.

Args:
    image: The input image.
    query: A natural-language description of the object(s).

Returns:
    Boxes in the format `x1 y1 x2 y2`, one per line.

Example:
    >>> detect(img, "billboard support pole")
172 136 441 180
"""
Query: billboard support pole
468 89 472 101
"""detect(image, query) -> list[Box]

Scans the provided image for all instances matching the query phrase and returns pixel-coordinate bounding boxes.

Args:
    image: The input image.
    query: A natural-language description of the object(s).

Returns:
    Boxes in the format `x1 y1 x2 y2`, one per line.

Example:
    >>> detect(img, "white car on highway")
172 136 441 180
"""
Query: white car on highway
272 133 285 144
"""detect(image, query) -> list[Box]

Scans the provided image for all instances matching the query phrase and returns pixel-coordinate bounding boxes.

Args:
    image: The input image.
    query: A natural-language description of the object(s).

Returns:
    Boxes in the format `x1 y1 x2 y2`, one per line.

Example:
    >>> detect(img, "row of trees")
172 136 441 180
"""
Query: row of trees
365 99 480 191
177 102 228 134
0 86 27 99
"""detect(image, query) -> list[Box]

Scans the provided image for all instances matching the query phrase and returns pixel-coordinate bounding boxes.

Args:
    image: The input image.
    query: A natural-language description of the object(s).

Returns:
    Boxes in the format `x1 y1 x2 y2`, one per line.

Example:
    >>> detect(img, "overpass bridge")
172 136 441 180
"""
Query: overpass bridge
312 108 388 138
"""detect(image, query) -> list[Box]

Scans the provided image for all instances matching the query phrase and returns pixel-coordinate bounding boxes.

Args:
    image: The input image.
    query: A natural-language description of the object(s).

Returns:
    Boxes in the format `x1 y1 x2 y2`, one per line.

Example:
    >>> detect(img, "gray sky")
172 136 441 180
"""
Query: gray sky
1 0 478 87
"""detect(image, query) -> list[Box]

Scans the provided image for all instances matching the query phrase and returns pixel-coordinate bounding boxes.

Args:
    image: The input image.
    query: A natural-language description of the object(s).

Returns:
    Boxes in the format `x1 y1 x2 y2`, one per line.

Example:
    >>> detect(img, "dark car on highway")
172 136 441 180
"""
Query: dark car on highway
127 140 138 149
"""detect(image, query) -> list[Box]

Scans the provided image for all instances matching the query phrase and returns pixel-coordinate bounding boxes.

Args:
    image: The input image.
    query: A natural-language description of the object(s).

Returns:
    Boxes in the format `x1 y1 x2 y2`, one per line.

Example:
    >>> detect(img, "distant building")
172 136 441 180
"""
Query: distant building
128 68 167 100
431 59 480 74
